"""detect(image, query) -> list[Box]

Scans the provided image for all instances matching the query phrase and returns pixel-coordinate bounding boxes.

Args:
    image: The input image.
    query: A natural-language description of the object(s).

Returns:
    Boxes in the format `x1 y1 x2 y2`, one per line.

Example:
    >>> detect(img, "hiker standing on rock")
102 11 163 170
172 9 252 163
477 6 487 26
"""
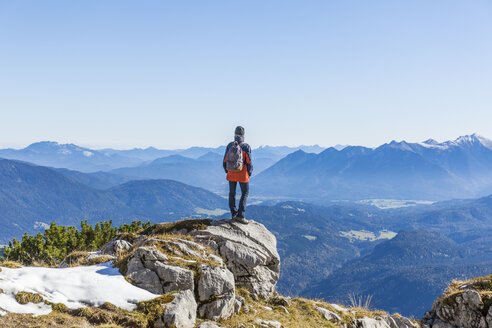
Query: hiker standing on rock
223 126 253 224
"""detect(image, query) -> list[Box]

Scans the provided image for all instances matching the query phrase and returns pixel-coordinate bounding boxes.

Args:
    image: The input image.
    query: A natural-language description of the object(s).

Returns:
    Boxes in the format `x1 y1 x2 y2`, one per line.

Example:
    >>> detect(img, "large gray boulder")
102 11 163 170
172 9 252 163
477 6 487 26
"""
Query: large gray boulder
198 264 236 320
126 247 194 295
423 289 489 328
350 317 391 328
101 237 132 255
190 219 280 298
197 322 223 328
316 306 341 323
160 290 197 328
384 315 419 328
155 263 194 293
487 306 492 327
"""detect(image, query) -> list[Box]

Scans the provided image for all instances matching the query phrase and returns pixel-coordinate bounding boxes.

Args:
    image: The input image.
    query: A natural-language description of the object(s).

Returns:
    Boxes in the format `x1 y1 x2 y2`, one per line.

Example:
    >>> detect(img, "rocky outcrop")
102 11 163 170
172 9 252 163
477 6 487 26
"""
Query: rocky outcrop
197 264 236 320
190 219 280 299
111 218 279 326
100 218 421 328
101 237 132 255
158 290 197 328
422 276 492 328
316 306 342 323
126 247 170 294
349 316 419 328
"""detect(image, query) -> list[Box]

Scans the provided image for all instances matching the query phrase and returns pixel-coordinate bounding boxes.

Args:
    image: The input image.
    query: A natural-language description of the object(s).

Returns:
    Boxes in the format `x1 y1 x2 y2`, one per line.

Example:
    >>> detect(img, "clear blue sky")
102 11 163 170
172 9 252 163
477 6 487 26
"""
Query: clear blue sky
1 1 491 149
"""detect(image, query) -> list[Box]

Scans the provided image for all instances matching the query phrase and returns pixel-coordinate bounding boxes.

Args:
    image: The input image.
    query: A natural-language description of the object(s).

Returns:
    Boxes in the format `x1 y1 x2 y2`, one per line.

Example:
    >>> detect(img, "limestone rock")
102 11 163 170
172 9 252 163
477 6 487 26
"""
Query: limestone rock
384 315 419 328
197 322 223 328
161 290 197 328
198 265 235 301
431 290 486 328
101 237 132 255
487 306 492 327
430 319 455 328
191 219 280 298
270 296 291 307
199 291 236 321
197 264 236 320
127 268 162 294
350 317 391 328
234 296 245 314
254 318 282 328
155 263 194 293
125 246 195 295
316 306 341 323
86 253 115 263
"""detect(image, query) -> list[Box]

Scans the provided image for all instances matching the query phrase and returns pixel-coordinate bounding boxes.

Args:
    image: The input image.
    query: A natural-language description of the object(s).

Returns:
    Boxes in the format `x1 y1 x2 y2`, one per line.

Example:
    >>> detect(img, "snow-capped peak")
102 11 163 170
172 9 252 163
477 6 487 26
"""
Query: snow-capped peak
422 139 439 145
473 134 492 150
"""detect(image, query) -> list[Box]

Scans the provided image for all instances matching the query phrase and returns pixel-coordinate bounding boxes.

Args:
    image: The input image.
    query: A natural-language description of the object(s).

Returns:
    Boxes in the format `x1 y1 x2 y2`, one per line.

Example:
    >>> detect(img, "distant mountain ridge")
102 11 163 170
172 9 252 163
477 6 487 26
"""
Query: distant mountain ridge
0 142 143 172
0 159 226 243
0 142 326 175
254 134 492 201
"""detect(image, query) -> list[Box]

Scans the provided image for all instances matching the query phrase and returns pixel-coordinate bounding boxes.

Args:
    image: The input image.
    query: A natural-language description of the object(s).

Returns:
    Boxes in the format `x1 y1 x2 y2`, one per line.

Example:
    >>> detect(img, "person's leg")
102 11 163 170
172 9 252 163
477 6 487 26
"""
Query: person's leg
228 181 238 218
237 182 249 218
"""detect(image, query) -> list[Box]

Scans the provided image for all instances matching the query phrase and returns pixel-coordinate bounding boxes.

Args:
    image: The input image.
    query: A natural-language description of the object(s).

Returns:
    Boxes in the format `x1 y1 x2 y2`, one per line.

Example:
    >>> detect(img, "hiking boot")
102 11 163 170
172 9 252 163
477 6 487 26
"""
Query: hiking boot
233 215 248 224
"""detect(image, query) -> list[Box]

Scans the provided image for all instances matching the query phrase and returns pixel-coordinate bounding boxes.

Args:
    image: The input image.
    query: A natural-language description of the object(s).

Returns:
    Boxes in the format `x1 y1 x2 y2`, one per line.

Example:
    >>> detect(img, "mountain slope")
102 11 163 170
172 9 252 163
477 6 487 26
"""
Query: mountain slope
54 168 133 189
0 159 226 243
254 134 492 201
111 153 227 192
109 179 225 218
306 230 492 317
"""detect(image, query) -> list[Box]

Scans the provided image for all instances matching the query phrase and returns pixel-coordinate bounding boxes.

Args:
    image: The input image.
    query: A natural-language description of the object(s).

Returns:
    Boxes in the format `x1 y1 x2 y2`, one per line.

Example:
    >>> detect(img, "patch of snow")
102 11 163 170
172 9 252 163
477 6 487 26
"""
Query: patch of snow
281 205 294 210
83 150 94 157
0 263 158 316
303 235 317 241
297 208 305 212
476 134 492 150
58 148 72 155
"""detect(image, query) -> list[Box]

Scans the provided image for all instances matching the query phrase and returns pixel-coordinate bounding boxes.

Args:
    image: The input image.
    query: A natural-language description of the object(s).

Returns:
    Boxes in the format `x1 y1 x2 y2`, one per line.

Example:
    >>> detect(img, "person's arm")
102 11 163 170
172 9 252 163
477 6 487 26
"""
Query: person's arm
223 143 229 173
243 144 253 176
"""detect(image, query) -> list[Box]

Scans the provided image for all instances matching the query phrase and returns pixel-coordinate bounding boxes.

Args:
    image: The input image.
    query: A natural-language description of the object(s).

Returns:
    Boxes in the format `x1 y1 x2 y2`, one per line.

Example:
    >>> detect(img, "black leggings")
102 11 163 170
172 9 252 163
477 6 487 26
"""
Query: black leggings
228 181 249 217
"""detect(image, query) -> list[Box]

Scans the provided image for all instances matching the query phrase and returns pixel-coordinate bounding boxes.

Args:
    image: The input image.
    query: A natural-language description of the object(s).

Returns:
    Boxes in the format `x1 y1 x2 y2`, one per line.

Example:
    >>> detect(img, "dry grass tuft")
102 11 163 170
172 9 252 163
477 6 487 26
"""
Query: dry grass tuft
74 302 147 328
142 219 212 236
135 293 175 323
0 260 23 269
15 291 44 304
0 312 98 328
62 251 114 267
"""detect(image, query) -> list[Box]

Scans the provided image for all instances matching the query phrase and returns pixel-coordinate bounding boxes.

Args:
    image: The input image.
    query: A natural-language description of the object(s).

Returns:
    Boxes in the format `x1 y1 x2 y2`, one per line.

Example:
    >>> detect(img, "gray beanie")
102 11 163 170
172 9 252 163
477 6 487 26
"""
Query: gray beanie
235 126 245 136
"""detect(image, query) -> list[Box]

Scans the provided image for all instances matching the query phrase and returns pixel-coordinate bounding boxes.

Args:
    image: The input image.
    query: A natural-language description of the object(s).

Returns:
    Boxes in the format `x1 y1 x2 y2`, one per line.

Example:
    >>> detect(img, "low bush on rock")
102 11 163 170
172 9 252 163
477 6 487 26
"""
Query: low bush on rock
2 220 150 266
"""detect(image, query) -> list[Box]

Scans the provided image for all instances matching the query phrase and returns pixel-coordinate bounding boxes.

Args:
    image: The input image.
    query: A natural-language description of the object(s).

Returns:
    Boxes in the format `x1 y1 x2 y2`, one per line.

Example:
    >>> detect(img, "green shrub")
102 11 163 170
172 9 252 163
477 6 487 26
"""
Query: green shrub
2 220 151 266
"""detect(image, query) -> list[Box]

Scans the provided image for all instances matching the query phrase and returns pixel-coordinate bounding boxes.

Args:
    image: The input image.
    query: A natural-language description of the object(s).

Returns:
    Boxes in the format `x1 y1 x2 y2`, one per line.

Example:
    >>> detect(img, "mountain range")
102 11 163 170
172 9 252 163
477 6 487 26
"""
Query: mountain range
5 135 492 201
254 134 492 201
0 158 226 243
0 142 324 174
